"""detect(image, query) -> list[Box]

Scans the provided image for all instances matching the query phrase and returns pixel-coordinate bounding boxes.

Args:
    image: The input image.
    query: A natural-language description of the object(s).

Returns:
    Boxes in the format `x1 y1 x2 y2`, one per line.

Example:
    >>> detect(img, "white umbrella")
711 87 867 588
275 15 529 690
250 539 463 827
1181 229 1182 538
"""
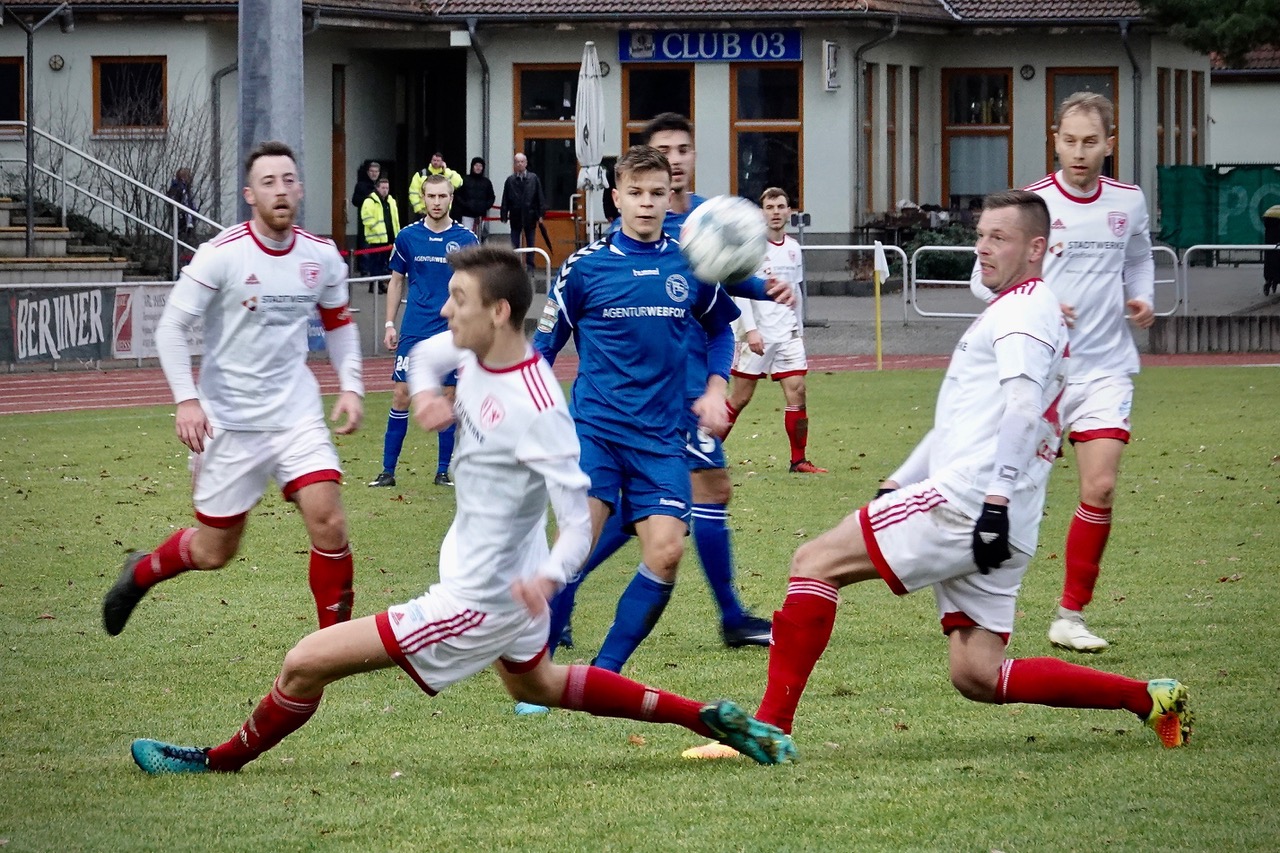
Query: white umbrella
575 41 607 242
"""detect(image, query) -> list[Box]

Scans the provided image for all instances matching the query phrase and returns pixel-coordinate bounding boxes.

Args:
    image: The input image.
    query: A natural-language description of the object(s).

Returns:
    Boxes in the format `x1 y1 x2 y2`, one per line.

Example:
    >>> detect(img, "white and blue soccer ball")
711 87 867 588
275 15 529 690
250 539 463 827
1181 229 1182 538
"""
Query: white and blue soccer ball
679 195 767 284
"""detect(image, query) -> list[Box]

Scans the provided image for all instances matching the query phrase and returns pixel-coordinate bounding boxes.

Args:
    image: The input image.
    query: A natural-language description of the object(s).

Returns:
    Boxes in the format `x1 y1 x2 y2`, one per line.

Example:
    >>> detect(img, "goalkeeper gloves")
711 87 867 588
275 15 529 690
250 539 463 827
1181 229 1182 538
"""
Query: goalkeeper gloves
971 503 1011 574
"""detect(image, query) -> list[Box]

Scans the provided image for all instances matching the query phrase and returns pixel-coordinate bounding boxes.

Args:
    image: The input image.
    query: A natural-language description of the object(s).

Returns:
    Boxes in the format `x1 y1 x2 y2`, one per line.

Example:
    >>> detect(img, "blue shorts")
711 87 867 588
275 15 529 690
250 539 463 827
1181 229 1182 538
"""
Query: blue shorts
684 410 726 471
580 434 691 531
393 334 458 387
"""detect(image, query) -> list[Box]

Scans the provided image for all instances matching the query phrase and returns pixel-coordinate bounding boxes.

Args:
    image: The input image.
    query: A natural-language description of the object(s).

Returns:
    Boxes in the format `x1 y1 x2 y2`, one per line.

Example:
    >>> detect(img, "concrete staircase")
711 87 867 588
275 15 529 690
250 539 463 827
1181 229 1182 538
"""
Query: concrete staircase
0 199 132 284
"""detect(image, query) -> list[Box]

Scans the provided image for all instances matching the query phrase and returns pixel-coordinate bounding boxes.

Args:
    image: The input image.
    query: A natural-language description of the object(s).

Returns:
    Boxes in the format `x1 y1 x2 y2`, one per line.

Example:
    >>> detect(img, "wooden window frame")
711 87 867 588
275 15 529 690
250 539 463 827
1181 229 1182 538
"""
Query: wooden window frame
92 55 168 136
1191 70 1203 165
1157 68 1169 167
622 63 694 148
887 65 900 209
909 66 920 204
940 67 1013 209
1174 69 1187 164
512 63 578 207
1044 67 1120 176
729 61 803 208
863 63 875 214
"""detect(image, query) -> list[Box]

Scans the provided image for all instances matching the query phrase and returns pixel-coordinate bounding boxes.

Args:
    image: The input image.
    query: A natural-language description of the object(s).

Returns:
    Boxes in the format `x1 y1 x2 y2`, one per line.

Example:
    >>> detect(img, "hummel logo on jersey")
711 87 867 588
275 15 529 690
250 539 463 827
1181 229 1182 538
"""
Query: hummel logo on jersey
1051 219 1066 230
659 498 687 510
633 268 659 276
242 295 259 311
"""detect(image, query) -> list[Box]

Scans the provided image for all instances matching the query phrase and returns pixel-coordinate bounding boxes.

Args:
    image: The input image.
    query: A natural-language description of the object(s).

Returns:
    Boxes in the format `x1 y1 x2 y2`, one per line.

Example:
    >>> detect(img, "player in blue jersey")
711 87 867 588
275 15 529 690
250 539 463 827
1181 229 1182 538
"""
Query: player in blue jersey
533 145 742 679
540 116 776 682
370 173 478 488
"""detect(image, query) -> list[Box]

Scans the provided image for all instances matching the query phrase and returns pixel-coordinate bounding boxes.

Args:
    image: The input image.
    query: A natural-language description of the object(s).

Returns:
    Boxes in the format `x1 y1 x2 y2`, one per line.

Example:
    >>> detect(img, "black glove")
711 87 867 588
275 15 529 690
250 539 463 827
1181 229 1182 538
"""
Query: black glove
874 487 896 499
971 503 1010 574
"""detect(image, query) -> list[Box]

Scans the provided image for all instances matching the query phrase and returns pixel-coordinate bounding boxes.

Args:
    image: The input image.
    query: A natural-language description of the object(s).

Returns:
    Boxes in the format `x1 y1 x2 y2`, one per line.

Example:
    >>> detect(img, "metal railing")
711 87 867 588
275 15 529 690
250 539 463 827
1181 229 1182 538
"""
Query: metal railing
800 243 911 322
1180 244 1278 314
908 245 981 320
0 121 225 278
1152 245 1182 317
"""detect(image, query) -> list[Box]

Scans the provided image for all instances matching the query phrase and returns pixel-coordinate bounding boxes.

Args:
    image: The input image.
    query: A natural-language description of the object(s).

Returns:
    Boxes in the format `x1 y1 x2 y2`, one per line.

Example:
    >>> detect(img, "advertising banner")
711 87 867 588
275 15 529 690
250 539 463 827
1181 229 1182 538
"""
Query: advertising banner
1 285 116 363
112 285 204 359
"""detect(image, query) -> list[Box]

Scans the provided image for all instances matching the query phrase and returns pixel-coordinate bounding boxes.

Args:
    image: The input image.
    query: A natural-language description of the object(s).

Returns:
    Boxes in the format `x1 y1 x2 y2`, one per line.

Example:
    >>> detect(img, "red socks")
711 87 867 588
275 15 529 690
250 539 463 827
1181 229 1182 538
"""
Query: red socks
558 664 712 737
756 577 839 734
206 679 322 772
309 544 354 629
1061 503 1112 611
784 406 808 465
724 401 740 438
996 658 1152 716
132 528 198 590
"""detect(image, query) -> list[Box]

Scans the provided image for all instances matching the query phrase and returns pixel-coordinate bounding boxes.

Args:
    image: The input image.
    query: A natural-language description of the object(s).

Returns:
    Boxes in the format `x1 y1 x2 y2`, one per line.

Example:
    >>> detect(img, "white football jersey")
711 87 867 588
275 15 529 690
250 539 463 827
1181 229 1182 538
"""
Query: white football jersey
930 278 1069 554
735 236 803 341
409 335 591 612
169 223 349 430
973 172 1154 382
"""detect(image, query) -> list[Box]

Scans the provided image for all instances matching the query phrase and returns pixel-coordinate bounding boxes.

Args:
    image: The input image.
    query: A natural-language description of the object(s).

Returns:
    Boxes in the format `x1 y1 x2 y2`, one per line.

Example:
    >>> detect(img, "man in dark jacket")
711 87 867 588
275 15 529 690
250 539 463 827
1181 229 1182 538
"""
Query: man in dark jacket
454 157 496 238
351 160 381 263
499 152 545 270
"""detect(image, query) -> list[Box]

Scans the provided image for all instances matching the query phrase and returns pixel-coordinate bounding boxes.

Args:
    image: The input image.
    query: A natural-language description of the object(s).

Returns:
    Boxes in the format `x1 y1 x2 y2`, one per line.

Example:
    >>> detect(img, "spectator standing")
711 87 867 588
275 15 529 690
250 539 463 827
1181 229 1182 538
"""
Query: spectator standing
166 167 198 242
359 177 401 290
409 152 463 216
500 152 546 271
351 160 381 266
455 157 496 238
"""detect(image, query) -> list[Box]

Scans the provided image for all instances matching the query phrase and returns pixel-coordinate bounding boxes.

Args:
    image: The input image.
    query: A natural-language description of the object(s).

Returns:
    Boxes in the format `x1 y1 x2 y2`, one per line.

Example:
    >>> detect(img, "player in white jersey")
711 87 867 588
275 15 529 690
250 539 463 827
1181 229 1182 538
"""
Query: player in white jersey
726 187 826 474
685 191 1190 761
102 141 364 637
126 245 796 775
969 93 1156 653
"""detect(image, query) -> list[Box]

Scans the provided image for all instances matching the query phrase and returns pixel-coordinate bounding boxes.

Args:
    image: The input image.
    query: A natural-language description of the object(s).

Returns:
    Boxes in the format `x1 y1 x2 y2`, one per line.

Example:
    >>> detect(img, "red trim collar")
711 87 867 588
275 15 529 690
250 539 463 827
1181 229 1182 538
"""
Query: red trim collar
1049 171 1103 204
247 223 296 256
478 348 541 374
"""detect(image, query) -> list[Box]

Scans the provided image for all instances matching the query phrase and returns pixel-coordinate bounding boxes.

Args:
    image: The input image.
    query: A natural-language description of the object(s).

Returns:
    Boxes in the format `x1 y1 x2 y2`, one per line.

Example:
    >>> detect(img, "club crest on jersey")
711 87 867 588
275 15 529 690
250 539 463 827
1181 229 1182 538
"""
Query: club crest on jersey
665 274 689 303
446 241 462 254
299 262 322 289
479 394 505 430
1107 212 1128 237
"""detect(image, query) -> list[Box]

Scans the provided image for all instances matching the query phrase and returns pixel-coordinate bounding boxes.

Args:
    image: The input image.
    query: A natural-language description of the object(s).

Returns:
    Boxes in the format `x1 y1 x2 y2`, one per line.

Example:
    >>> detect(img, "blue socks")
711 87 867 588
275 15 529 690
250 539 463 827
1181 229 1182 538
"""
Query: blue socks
381 408 409 473
593 562 673 672
437 424 456 475
546 513 631 652
692 502 747 627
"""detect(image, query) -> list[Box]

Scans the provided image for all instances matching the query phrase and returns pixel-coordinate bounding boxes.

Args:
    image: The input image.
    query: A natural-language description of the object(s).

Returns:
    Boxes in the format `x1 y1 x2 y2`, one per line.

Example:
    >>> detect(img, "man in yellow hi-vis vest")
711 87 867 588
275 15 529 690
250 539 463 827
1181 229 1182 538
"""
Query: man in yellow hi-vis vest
360 177 401 290
409 152 463 215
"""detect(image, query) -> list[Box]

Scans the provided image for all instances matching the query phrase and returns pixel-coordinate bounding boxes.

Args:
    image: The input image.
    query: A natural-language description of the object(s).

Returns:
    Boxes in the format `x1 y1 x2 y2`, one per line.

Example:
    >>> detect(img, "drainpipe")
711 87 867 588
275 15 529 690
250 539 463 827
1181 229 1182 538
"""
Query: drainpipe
210 61 237 224
1119 19 1142 185
467 17 490 169
852 17 899 231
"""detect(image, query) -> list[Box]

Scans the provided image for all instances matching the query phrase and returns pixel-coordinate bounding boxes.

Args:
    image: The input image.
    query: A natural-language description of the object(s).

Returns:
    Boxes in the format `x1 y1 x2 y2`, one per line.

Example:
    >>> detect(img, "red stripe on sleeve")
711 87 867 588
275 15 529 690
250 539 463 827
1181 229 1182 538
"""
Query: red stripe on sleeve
318 303 353 330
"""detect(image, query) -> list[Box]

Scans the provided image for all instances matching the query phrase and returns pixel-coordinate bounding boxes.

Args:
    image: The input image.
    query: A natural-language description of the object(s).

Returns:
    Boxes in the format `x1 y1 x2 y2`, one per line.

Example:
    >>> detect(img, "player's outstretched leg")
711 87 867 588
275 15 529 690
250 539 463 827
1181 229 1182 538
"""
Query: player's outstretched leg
102 551 150 636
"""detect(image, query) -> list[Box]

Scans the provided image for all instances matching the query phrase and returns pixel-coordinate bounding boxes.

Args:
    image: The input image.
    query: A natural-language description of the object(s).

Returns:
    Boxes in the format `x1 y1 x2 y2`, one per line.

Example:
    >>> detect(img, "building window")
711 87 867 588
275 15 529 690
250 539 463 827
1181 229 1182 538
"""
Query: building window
624 65 692 148
941 68 1011 210
887 65 900 209
93 56 167 133
1157 68 1169 167
1046 68 1119 177
1191 70 1203 164
909 66 920 204
731 63 801 207
514 64 578 212
0 57 22 127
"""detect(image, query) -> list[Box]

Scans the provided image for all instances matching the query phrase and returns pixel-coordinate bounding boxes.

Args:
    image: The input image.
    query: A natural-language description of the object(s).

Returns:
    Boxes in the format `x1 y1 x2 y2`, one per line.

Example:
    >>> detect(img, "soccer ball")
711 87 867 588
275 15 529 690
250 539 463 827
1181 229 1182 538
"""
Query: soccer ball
679 195 767 284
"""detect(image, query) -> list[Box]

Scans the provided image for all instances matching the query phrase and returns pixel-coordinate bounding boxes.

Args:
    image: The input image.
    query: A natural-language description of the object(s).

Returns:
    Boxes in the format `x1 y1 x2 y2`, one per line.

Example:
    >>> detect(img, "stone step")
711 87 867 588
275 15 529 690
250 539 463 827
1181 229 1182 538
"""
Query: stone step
8 215 60 228
65 244 117 256
0 226 79 258
1148 315 1280 353
0 257 129 284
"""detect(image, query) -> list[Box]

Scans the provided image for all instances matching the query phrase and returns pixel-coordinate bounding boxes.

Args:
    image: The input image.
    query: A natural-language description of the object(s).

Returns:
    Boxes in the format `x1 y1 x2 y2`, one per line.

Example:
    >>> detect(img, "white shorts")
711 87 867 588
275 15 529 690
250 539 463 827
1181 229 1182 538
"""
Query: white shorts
376 583 549 695
732 337 808 380
189 418 341 525
859 480 1030 639
1062 374 1134 443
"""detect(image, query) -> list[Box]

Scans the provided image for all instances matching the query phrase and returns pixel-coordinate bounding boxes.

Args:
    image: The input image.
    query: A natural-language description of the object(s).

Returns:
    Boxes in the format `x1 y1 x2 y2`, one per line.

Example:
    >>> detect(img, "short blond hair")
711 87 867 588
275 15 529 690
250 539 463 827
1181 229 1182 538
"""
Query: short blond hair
1057 92 1114 135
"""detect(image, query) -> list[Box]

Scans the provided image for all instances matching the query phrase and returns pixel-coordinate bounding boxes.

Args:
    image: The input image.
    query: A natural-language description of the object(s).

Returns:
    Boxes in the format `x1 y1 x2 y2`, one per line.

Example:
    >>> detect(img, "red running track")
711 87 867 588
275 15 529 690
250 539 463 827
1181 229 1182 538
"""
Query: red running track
0 352 1276 416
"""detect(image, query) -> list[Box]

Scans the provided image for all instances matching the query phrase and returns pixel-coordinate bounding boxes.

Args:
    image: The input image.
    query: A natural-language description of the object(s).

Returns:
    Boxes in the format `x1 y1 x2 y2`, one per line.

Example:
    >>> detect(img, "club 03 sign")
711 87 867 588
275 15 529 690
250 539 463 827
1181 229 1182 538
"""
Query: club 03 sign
619 29 801 63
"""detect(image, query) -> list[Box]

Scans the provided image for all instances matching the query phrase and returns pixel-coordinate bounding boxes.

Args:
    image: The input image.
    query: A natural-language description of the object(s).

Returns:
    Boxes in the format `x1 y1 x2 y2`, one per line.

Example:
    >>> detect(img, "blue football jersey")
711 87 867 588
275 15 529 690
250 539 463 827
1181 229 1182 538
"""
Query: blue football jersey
533 230 739 452
388 220 479 338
